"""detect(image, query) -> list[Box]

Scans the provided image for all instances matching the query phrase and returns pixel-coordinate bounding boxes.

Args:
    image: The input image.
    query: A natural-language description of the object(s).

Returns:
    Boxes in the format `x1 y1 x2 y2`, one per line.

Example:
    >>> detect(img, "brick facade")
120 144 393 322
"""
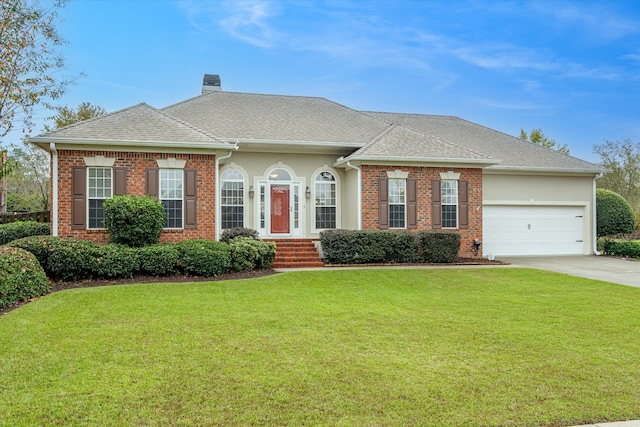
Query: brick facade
361 165 483 257
56 150 216 243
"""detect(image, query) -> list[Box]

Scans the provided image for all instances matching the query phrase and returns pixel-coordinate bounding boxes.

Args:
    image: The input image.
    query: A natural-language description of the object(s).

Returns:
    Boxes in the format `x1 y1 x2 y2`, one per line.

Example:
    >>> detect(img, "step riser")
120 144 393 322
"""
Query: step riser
269 239 323 268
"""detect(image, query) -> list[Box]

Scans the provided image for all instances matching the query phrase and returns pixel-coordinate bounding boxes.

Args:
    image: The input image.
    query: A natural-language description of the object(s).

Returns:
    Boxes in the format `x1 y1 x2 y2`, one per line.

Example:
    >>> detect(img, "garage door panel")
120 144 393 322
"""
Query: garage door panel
483 206 584 256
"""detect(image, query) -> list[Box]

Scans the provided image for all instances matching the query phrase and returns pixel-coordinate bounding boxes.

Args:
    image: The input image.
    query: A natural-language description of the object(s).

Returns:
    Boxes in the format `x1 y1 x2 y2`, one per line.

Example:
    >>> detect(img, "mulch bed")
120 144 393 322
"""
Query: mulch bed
1 258 507 316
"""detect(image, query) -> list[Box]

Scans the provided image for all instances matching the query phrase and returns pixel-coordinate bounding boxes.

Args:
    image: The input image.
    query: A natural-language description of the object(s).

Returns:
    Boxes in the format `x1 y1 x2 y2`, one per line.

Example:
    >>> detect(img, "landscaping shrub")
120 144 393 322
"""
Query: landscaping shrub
229 237 276 271
220 227 260 243
175 240 231 276
103 195 166 247
596 189 636 237
93 244 139 279
0 247 49 309
603 240 640 259
418 231 461 263
7 235 61 268
320 229 420 264
0 221 50 245
46 238 101 282
137 243 180 276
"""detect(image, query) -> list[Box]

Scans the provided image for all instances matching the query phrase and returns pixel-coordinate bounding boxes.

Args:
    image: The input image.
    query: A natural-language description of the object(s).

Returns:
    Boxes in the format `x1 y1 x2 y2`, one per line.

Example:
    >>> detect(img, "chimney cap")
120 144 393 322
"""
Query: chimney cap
203 74 221 87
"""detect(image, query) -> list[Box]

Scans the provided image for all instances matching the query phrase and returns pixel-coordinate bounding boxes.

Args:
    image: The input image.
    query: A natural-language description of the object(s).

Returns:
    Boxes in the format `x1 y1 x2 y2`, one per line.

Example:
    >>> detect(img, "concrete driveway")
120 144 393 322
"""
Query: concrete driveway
501 255 640 288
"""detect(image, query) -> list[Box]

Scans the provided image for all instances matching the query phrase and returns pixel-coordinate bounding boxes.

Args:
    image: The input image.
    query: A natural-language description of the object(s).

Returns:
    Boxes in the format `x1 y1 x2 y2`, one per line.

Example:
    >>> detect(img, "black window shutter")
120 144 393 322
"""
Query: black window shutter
407 178 417 229
431 179 442 230
379 177 389 229
459 180 469 229
71 167 86 230
184 168 197 229
113 167 127 195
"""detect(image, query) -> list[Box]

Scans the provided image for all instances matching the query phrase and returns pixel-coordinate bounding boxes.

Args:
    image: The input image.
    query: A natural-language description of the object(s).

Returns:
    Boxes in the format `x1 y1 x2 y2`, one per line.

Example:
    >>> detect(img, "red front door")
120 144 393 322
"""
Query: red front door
270 185 290 233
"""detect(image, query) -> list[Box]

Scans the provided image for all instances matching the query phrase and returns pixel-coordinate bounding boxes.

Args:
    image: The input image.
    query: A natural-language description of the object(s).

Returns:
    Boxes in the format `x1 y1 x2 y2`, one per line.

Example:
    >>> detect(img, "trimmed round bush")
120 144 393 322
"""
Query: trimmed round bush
137 243 180 276
418 231 461 263
7 235 61 268
596 189 636 237
230 237 277 271
46 238 101 282
0 247 49 309
0 221 50 245
175 239 231 276
220 227 260 243
103 195 166 247
93 244 139 279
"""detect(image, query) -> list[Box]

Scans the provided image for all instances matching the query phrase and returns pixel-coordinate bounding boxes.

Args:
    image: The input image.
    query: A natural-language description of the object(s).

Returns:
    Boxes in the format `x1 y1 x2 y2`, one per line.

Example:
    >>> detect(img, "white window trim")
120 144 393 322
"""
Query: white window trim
388 178 406 229
160 169 184 229
221 167 245 230
441 179 458 229
87 166 112 230
313 170 337 231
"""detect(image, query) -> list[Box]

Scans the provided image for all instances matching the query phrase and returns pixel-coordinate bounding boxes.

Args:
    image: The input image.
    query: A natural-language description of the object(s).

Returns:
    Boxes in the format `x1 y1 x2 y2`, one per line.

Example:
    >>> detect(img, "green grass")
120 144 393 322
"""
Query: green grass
1 268 640 426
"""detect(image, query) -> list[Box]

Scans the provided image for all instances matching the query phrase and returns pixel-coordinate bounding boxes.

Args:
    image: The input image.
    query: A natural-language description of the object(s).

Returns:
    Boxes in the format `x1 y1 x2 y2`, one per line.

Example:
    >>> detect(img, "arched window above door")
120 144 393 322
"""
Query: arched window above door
268 168 291 181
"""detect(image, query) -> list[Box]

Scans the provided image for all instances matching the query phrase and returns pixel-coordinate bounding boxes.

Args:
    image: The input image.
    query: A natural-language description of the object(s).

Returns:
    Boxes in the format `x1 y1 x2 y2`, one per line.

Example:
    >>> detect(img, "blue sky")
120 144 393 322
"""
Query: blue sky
9 0 640 163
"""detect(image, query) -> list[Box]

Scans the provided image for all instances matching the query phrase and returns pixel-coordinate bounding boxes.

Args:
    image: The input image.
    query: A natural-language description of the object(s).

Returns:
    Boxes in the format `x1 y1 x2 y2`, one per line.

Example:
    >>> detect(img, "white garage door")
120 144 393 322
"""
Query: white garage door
483 206 585 256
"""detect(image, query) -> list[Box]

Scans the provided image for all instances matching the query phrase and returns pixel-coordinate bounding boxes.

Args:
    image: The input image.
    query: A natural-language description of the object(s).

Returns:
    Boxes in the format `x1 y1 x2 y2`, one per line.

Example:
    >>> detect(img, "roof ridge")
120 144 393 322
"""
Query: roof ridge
152 104 226 143
362 111 492 160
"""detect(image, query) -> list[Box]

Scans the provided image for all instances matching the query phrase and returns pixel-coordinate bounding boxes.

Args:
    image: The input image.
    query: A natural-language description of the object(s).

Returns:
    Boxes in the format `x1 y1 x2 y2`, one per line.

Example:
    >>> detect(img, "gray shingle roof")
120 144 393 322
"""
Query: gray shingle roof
346 123 494 164
38 103 225 144
162 91 388 143
363 112 602 172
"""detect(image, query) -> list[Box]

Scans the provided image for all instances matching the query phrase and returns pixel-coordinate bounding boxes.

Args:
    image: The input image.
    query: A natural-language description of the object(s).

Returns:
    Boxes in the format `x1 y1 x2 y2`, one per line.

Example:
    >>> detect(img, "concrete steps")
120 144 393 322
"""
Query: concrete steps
268 239 324 268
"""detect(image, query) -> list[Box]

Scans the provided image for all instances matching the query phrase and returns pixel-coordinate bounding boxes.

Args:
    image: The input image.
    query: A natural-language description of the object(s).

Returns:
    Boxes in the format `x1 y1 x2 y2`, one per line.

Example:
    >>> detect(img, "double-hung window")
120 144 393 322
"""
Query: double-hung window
160 169 183 229
221 169 244 229
315 171 336 229
87 167 112 229
441 179 458 228
388 178 406 228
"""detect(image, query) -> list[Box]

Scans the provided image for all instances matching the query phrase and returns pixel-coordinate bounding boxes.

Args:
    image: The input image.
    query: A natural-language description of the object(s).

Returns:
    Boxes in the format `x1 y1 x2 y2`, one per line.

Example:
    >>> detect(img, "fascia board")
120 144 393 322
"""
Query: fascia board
219 137 365 149
334 155 500 168
29 137 234 152
485 165 605 175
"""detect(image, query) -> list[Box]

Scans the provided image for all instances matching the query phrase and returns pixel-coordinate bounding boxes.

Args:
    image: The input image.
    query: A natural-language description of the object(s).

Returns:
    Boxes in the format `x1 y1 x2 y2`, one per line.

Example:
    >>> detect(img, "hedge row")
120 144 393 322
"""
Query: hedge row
7 235 275 282
603 240 640 259
319 229 461 264
0 247 49 309
0 221 50 245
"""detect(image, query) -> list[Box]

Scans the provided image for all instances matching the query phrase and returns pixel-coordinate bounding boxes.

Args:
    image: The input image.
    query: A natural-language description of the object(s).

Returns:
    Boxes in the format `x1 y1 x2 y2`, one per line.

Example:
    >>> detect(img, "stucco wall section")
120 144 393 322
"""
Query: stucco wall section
56 150 216 243
361 165 483 257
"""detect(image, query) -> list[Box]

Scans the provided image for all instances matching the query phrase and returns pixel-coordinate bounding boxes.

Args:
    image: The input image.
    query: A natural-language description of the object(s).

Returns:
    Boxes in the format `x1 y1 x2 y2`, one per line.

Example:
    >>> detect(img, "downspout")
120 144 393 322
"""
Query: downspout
346 161 362 230
214 143 238 240
593 174 602 255
49 143 59 236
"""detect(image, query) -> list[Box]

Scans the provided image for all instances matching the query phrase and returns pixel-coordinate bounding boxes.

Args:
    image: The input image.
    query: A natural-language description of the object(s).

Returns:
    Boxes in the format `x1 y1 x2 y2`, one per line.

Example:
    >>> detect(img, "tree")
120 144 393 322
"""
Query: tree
596 189 636 237
4 102 105 213
593 139 640 212
520 128 570 155
0 0 72 140
43 102 106 131
5 142 49 212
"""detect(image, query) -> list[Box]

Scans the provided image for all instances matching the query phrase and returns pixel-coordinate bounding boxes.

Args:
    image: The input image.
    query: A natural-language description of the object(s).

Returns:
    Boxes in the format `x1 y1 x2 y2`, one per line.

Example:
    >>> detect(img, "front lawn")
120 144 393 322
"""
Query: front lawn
1 269 639 426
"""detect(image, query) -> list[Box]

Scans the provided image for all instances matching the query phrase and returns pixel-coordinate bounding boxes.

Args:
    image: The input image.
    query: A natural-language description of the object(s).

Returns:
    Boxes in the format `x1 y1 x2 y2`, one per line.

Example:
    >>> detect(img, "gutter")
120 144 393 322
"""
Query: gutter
593 174 603 255
50 143 59 236
214 143 238 240
345 160 362 230
29 137 233 151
